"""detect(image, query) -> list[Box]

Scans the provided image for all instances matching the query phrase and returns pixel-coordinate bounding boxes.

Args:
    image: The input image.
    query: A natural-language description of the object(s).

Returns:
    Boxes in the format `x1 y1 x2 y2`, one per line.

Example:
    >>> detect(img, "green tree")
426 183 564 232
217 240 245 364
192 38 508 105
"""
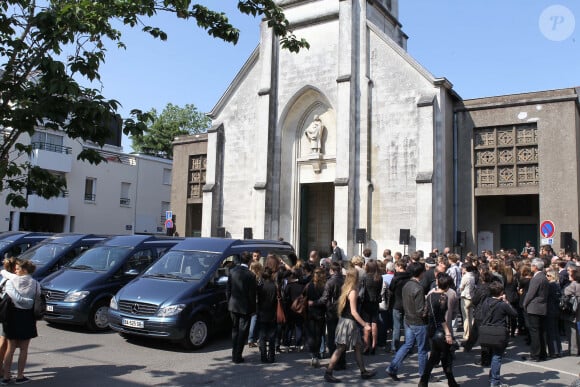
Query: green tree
0 0 309 208
131 103 210 158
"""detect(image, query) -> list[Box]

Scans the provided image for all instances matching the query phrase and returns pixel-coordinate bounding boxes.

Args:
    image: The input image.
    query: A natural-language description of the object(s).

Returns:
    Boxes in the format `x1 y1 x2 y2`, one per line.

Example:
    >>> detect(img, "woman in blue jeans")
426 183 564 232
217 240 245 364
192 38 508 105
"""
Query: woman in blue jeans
482 281 517 387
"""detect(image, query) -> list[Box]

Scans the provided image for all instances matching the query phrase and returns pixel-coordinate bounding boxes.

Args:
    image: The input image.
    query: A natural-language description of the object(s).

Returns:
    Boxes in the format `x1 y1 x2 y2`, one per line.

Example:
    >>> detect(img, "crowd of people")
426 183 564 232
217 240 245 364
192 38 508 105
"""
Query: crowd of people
226 241 580 387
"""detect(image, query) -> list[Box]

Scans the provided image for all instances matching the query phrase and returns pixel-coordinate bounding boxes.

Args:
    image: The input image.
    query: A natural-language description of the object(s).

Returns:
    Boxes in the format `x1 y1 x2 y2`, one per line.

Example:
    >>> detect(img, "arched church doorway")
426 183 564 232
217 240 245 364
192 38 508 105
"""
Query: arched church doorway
299 182 334 260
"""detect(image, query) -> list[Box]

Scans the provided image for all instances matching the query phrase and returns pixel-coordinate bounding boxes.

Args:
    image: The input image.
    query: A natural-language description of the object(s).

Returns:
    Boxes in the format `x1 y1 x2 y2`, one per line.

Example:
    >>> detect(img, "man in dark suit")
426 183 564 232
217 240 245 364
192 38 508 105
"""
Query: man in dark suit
226 251 257 363
523 258 548 361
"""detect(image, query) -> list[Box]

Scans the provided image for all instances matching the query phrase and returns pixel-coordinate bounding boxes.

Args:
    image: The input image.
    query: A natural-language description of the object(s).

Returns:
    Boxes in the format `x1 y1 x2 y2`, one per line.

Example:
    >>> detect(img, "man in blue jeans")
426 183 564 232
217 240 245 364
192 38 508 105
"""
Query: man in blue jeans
386 262 428 381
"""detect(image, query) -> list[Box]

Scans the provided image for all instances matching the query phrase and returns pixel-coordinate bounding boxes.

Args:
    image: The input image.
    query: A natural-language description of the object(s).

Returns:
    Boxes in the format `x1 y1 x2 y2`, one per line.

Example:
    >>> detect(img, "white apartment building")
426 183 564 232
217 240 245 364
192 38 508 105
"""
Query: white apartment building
0 128 173 235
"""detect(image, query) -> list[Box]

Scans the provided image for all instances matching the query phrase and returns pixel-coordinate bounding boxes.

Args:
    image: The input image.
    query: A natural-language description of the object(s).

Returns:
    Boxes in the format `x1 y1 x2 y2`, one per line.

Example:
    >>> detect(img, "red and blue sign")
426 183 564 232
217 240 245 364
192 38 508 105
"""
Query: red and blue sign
540 220 555 238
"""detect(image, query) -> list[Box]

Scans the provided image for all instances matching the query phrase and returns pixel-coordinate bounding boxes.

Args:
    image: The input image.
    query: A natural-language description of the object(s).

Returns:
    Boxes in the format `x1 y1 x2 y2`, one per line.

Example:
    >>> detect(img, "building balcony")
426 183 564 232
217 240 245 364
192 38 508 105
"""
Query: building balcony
30 142 73 173
26 193 69 215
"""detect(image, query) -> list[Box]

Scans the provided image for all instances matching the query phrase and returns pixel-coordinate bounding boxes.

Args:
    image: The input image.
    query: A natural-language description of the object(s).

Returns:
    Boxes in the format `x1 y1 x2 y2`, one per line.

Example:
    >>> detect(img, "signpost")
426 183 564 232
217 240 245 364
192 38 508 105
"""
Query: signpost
540 220 555 238
540 220 555 246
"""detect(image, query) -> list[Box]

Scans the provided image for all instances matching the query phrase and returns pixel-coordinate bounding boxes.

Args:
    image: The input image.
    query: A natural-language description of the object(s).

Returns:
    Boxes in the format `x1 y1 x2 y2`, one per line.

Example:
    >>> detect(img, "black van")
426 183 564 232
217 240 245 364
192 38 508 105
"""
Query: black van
17 233 109 280
0 231 52 259
108 238 295 349
41 235 182 331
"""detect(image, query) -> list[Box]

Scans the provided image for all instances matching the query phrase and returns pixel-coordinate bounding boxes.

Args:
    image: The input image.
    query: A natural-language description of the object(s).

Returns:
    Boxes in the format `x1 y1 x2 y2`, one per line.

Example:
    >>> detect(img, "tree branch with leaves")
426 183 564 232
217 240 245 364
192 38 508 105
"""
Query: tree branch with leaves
0 0 308 208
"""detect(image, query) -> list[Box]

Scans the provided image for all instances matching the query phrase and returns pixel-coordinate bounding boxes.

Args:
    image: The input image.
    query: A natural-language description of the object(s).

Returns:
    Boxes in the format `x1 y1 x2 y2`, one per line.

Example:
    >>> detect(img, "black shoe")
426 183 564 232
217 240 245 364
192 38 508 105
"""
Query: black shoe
233 357 245 364
361 369 377 380
370 348 376 355
324 372 341 383
387 371 400 381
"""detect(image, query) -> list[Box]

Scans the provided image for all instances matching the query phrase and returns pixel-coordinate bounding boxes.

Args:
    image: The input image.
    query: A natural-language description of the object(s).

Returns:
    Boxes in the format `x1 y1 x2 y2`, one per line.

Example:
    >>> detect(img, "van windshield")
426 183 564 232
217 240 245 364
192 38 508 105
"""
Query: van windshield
144 250 220 280
69 246 131 271
19 243 69 265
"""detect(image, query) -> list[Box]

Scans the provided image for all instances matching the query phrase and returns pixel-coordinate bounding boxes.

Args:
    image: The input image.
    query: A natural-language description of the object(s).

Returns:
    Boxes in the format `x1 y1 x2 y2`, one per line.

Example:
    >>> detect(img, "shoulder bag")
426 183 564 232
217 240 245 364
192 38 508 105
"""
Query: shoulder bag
0 282 14 323
478 300 508 349
290 283 310 317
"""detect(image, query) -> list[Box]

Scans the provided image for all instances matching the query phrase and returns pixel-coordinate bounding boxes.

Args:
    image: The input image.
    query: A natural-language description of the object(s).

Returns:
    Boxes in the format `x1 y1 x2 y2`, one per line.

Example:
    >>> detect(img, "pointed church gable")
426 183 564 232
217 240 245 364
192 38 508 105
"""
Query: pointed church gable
208 47 259 119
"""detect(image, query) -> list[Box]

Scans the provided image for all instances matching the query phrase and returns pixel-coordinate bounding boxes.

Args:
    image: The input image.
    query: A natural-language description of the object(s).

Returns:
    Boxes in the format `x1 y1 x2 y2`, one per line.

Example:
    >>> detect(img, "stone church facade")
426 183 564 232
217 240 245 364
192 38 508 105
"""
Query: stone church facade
171 0 580 258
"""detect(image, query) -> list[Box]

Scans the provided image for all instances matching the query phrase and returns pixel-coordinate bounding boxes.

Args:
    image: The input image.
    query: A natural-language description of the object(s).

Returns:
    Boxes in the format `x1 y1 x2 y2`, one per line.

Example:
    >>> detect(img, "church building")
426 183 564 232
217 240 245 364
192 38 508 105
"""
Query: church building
171 0 580 259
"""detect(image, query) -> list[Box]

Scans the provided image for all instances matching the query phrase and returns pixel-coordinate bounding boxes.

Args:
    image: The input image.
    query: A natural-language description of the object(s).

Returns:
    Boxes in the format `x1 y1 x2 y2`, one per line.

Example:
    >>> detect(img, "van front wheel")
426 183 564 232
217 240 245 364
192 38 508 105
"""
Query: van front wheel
183 315 209 349
88 300 110 331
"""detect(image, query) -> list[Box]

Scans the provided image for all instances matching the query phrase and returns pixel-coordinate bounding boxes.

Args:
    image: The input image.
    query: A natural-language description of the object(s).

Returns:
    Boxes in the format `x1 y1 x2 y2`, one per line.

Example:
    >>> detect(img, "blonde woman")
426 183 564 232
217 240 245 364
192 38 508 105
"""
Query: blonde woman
324 268 376 383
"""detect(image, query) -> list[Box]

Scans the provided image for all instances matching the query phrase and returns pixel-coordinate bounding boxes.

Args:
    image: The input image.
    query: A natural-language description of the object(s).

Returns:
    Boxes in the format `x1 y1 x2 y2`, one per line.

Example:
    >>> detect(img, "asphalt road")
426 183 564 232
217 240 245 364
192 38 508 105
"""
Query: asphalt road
17 321 580 386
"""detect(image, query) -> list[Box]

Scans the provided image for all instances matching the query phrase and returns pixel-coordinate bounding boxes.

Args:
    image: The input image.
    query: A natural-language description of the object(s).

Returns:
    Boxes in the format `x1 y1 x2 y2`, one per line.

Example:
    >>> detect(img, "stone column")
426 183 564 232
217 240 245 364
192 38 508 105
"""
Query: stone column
334 0 354 257
415 95 436 252
253 21 276 239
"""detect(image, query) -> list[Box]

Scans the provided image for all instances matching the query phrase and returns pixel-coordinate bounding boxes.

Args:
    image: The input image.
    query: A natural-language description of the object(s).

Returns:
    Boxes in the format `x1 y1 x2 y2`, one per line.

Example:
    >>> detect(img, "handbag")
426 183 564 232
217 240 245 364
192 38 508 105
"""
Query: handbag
290 283 310 317
0 294 13 323
478 300 508 349
276 286 286 324
33 285 46 321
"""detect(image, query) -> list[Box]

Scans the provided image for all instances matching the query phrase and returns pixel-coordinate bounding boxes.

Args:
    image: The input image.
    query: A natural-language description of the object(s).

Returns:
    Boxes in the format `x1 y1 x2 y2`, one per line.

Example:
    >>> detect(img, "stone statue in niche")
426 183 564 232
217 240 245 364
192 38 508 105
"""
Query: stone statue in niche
304 115 325 155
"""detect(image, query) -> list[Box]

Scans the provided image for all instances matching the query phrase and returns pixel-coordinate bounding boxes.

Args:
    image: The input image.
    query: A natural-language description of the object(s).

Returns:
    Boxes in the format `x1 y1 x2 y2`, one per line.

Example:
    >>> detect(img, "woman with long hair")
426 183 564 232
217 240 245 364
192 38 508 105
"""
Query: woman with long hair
305 267 326 367
324 268 376 383
1 259 41 384
361 260 382 355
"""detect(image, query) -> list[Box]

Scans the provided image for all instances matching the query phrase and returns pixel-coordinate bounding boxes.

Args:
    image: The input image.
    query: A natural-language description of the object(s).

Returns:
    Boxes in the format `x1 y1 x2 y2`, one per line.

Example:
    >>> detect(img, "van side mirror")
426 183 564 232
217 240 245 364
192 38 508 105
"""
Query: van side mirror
125 269 139 276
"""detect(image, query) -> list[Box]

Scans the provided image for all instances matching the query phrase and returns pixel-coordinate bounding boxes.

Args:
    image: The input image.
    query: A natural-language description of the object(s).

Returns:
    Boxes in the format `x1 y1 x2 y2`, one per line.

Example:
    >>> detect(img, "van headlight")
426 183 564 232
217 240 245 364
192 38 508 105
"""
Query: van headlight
157 304 185 317
110 297 118 310
64 291 89 302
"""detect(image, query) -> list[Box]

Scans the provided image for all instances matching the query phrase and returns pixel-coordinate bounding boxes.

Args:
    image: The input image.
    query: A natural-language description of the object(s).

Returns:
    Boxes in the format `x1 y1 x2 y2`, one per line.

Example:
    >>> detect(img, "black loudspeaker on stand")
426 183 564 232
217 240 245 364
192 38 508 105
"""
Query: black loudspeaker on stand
399 229 410 245
216 227 226 238
355 228 366 244
244 227 253 240
561 231 572 251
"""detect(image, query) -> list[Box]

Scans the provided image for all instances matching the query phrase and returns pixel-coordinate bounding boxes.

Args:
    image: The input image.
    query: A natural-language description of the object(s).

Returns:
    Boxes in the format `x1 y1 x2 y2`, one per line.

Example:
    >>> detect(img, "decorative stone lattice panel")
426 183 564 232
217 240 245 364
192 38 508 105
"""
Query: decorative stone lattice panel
498 149 514 164
476 150 496 166
475 129 495 148
517 165 539 186
517 147 538 163
476 168 496 187
498 167 515 187
516 125 537 145
474 123 538 189
188 155 206 198
497 127 515 147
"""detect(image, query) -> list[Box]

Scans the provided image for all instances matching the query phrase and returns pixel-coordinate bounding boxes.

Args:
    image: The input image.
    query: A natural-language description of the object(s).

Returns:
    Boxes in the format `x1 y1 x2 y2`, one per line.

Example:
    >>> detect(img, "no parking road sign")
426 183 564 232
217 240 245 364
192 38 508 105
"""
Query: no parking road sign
540 220 555 238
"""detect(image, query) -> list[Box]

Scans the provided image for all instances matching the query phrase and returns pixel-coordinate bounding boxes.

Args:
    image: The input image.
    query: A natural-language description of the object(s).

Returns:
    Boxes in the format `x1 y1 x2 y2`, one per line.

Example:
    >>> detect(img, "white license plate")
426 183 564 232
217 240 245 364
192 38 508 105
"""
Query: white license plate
46 305 54 312
122 318 144 328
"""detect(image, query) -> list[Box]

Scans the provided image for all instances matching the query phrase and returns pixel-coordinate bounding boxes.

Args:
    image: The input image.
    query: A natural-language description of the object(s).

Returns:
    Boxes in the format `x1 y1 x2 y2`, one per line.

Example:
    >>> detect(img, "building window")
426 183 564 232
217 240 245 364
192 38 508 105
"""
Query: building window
84 178 96 202
30 131 71 154
474 123 538 189
188 155 207 198
162 168 172 185
160 201 170 224
120 182 131 206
